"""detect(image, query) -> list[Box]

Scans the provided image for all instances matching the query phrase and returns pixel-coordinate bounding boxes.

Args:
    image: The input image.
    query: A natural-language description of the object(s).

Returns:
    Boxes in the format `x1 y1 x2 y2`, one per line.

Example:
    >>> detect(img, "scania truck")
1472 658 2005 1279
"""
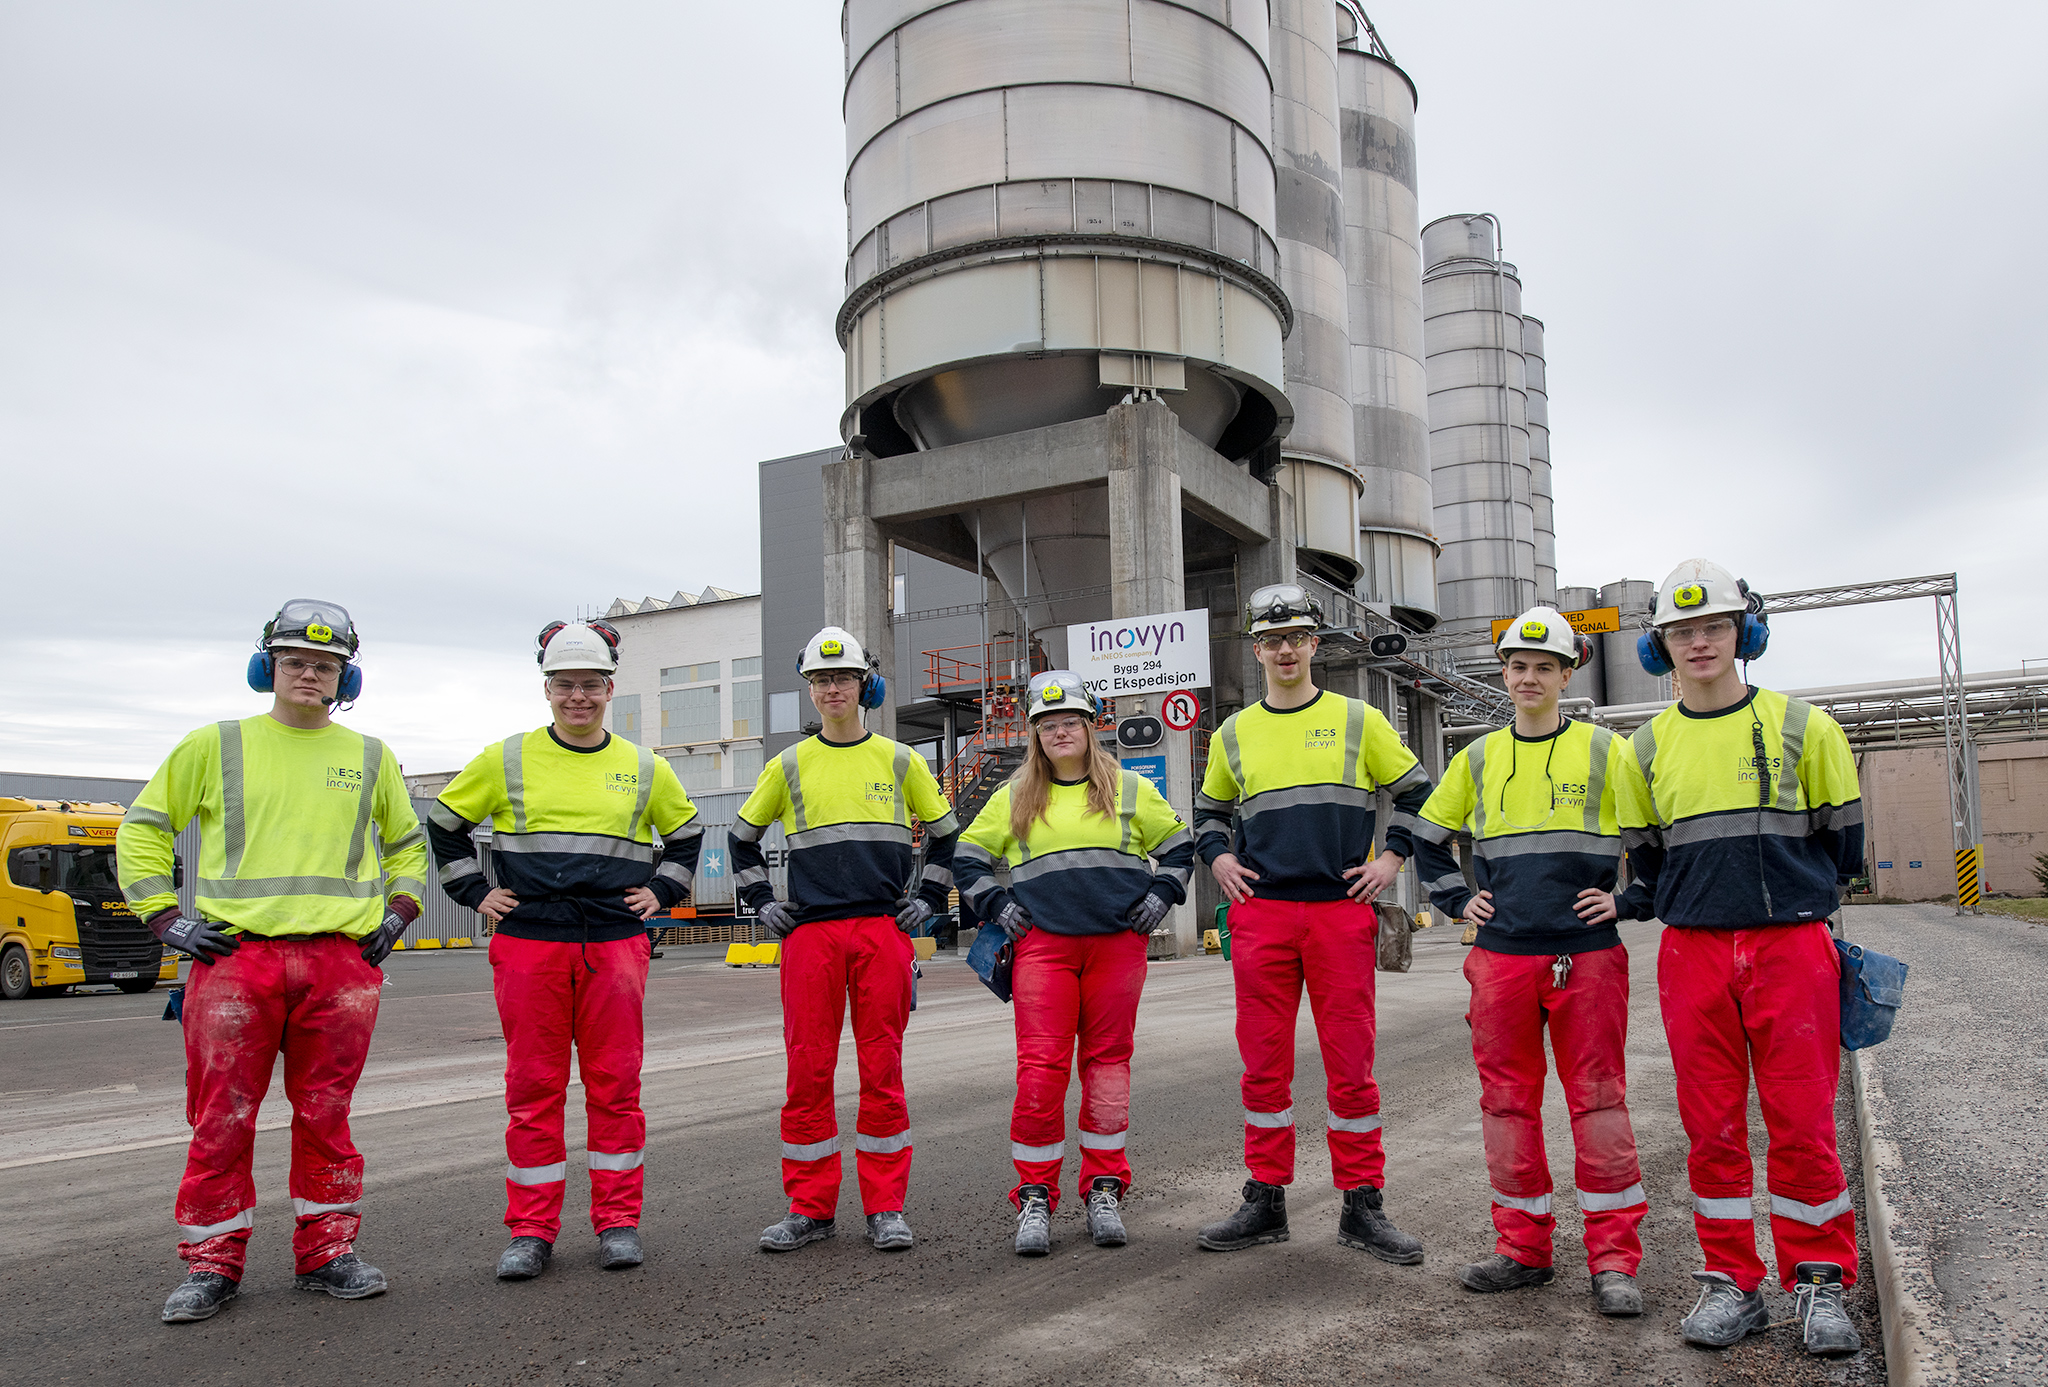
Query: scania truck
0 798 181 999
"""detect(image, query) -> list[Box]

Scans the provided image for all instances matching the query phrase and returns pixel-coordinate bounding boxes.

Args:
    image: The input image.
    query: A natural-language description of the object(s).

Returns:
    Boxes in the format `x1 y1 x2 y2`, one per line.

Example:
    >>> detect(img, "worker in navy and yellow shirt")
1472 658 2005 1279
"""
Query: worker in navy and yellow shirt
1188 584 1432 1262
955 671 1195 1256
733 626 959 1255
429 621 700 1283
1611 559 1866 1358
1411 607 1652 1316
119 600 426 1323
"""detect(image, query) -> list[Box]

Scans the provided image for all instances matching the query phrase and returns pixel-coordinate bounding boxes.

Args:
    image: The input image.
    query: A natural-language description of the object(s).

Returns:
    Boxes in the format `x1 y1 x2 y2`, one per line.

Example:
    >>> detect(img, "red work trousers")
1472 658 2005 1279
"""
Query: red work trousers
1464 944 1647 1274
1659 922 1857 1291
1228 896 1385 1189
176 934 383 1279
490 933 649 1241
779 916 914 1218
1008 928 1148 1210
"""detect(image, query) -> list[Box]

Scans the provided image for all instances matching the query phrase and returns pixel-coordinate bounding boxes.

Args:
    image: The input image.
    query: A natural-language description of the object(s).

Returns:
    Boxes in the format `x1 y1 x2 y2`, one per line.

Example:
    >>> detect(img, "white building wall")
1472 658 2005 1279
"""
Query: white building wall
604 595 763 794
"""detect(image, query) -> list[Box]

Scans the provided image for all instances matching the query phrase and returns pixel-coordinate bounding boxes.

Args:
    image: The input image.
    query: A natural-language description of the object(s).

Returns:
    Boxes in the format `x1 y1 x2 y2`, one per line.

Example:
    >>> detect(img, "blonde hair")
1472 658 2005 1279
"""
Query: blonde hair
1009 717 1122 844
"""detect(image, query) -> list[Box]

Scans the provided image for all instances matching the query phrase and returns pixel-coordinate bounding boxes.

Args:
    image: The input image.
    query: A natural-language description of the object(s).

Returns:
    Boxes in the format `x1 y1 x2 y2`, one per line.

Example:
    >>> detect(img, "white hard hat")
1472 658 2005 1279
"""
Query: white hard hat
1495 606 1588 667
1244 582 1323 636
1653 559 1752 627
1025 670 1099 722
536 621 620 674
262 598 360 658
798 626 868 676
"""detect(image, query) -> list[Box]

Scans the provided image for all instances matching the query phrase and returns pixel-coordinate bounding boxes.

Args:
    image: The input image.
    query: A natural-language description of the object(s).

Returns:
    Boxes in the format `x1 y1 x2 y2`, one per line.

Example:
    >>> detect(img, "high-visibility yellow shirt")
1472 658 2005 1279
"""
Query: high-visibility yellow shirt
957 771 1195 936
117 715 427 938
1194 690 1432 901
1412 719 1644 955
731 732 959 926
1611 686 1864 928
431 727 698 944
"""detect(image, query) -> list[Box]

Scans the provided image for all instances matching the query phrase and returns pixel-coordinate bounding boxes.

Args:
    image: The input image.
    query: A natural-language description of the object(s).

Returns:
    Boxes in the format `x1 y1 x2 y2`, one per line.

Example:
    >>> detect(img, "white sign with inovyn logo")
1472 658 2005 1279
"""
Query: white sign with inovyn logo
1066 608 1212 698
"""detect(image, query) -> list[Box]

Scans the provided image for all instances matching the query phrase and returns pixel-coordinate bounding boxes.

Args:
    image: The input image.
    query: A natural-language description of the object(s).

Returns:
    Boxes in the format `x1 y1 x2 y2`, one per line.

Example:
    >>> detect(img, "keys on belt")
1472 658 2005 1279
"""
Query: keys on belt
1551 953 1573 989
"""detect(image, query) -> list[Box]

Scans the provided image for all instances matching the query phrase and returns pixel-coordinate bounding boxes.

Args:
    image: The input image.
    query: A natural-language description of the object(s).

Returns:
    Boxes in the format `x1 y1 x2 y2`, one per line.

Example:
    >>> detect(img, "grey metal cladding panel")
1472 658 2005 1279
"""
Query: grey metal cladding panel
1336 48 1413 127
1353 405 1431 481
844 0 952 72
1524 355 1547 394
844 38 898 153
1425 307 1520 354
1153 186 1217 250
1431 464 1516 508
1422 272 1518 317
1214 207 1255 262
1275 166 1343 258
1525 392 1549 428
1357 467 1435 531
1428 423 1519 464
1425 352 1518 394
1130 0 1276 149
1005 87 1256 220
848 89 1005 239
1226 0 1272 61
892 0 1130 122
1281 311 1352 394
928 186 999 254
1351 344 1428 413
1339 108 1416 193
996 180 1076 236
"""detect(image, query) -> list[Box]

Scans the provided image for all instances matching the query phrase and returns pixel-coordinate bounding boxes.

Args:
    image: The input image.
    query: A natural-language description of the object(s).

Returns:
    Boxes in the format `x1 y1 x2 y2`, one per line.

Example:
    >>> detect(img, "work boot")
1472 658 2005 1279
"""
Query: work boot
496 1236 553 1280
1680 1271 1770 1347
866 1210 914 1251
1085 1178 1128 1248
1014 1184 1052 1257
1458 1252 1553 1292
1337 1185 1424 1264
1793 1262 1862 1355
597 1226 643 1269
160 1271 238 1323
1196 1179 1288 1251
295 1251 388 1300
1592 1270 1645 1316
758 1213 834 1253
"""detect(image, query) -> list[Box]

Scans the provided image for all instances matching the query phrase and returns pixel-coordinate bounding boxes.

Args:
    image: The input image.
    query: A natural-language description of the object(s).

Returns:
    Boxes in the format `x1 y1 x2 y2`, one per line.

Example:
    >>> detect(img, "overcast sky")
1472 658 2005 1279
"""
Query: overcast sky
4 1 2042 779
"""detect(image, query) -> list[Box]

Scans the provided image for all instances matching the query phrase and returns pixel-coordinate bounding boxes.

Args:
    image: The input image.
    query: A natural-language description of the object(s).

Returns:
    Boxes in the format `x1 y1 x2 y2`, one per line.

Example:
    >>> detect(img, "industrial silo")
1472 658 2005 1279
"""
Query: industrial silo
1555 583 1605 708
1599 578 1671 705
1522 315 1556 604
1271 0 1362 587
1423 213 1535 659
1337 8 1438 629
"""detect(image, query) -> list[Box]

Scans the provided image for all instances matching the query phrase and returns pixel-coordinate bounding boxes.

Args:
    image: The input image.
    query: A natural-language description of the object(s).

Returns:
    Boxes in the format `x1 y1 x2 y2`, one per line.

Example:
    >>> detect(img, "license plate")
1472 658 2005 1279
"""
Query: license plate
110 971 138 979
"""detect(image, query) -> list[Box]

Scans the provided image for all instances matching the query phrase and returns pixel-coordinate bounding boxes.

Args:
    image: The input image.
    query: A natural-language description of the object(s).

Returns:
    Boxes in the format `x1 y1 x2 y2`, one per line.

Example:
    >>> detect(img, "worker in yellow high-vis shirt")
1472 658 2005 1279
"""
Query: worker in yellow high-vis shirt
118 599 428 1326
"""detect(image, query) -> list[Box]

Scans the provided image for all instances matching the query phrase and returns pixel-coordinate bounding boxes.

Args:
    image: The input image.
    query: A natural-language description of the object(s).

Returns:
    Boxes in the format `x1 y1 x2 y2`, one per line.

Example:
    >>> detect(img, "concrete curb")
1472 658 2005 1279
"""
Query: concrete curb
1851 1048 1957 1386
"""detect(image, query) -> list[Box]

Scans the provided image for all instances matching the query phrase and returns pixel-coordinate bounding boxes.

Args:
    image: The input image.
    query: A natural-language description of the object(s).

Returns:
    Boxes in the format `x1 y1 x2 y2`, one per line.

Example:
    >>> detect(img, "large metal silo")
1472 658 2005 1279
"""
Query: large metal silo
1555 583 1605 707
1599 579 1671 705
1423 214 1535 659
1271 0 1362 587
1522 315 1556 604
838 0 1293 464
1337 12 1438 629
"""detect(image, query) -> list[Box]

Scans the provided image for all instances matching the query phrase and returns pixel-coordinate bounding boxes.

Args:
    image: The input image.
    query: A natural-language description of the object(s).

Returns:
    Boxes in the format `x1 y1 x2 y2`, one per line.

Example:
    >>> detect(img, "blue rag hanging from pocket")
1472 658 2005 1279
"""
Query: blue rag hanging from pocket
966 922 1014 1003
1835 939 1907 1050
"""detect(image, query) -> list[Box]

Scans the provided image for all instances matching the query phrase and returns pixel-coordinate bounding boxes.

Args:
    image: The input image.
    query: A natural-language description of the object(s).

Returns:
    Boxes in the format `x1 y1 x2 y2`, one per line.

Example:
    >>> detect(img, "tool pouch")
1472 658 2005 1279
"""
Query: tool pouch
162 986 185 1023
1835 939 1907 1050
967 923 1014 1003
1374 903 1415 973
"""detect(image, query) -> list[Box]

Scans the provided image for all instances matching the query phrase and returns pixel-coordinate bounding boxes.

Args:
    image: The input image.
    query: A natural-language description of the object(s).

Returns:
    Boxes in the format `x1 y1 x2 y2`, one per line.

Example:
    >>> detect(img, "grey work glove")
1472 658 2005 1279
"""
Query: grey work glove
757 899 800 939
146 909 240 966
359 911 409 967
895 898 935 937
1126 892 1172 936
993 899 1031 943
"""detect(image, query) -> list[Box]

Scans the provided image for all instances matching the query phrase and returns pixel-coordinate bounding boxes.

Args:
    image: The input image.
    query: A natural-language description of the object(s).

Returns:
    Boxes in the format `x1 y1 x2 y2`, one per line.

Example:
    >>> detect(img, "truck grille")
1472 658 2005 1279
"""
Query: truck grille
75 902 165 976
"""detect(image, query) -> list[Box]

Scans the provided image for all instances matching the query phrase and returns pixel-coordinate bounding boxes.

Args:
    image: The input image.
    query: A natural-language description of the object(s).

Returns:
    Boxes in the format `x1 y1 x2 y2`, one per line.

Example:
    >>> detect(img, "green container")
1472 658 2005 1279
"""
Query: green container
1214 902 1232 960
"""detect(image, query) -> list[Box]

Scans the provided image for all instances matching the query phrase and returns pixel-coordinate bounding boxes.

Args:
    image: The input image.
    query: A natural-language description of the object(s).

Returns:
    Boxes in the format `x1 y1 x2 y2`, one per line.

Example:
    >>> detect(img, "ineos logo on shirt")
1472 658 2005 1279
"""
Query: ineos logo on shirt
1736 753 1783 783
605 772 639 794
1304 727 1338 750
865 780 896 803
326 765 363 793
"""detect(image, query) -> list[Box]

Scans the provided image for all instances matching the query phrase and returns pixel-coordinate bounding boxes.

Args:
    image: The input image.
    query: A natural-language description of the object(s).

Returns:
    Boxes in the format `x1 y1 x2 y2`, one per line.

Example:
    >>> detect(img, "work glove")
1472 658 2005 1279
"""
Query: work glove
146 909 240 966
993 899 1031 943
359 912 408 968
758 899 800 939
1125 892 1172 936
895 898 935 937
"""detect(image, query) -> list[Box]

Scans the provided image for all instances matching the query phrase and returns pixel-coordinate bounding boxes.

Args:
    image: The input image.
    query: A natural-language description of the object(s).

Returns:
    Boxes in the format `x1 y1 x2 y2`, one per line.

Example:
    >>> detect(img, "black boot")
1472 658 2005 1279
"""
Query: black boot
161 1272 239 1323
1196 1180 1289 1251
295 1252 388 1299
1459 1251 1554 1292
1337 1186 1423 1264
496 1236 553 1280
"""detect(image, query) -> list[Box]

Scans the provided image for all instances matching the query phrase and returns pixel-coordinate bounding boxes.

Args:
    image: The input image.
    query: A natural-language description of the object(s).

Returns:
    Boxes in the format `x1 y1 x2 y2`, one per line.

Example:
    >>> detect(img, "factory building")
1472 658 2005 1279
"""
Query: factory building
599 587 765 795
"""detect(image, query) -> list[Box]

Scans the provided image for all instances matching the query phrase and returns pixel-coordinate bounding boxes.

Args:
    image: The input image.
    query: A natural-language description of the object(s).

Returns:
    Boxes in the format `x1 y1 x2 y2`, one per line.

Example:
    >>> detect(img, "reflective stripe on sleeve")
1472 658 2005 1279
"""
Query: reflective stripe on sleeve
123 804 174 833
1577 1183 1646 1212
780 749 809 832
429 801 471 832
1492 1189 1553 1215
291 1198 361 1217
1770 1189 1852 1225
1011 1139 1065 1162
736 867 769 888
1078 1129 1127 1150
926 810 961 839
1426 871 1466 896
782 1136 840 1162
386 824 425 854
180 1208 254 1242
1243 1107 1294 1128
1410 817 1456 846
507 1161 568 1185
655 860 693 887
125 874 174 899
1693 1194 1753 1220
439 858 484 886
1385 763 1431 797
855 1129 913 1155
387 875 426 901
731 816 768 844
1326 1112 1382 1134
921 863 954 889
588 1148 646 1172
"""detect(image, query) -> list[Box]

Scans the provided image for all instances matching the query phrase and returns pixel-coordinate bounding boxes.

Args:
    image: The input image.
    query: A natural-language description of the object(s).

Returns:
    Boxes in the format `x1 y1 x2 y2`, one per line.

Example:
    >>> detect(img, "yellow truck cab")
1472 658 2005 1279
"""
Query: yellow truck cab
1 798 181 999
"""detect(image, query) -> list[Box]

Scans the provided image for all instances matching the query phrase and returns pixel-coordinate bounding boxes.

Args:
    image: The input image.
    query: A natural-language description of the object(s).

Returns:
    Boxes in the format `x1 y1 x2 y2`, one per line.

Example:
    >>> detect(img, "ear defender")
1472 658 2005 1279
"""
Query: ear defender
859 657 887 709
338 664 364 702
1735 579 1770 661
1637 629 1674 677
247 651 275 693
1573 632 1596 669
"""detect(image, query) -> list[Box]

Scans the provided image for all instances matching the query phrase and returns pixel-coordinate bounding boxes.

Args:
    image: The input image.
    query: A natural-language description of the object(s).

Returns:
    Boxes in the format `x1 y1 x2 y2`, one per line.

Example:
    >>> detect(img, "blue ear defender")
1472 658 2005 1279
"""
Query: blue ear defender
1636 578 1769 675
247 650 362 701
859 664 887 709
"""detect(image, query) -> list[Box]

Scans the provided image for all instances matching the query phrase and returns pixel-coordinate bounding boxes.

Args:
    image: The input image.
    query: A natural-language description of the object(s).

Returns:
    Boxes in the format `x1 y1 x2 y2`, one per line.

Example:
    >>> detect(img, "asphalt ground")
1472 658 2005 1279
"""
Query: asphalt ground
1844 902 2048 1384
0 918 1889 1386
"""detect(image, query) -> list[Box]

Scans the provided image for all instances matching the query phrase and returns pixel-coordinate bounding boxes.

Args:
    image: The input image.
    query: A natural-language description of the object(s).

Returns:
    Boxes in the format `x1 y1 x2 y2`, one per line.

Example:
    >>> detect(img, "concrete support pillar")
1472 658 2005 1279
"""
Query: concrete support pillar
1235 468 1297 706
821 452 897 740
1106 401 1197 958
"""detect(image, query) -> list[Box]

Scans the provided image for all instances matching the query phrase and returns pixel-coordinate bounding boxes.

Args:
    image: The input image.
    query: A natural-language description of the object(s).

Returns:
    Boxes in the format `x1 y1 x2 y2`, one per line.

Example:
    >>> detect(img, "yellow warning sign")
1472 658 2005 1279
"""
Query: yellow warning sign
1490 606 1622 643
1956 845 1981 911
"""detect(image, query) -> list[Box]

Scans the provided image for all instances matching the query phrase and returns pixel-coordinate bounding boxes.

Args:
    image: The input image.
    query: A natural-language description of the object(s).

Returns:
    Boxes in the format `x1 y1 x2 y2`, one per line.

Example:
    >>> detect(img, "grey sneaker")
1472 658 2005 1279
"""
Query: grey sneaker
596 1226 643 1269
294 1252 387 1300
496 1236 552 1280
1015 1185 1052 1256
1458 1251 1554 1292
759 1212 834 1253
1085 1178 1128 1248
1793 1262 1862 1356
1592 1269 1644 1316
161 1271 238 1323
1680 1270 1769 1347
865 1210 913 1251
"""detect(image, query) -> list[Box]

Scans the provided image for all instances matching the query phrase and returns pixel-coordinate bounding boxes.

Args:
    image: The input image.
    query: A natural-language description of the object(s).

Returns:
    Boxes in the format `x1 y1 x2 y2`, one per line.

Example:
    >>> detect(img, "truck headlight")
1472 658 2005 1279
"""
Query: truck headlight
50 946 83 960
